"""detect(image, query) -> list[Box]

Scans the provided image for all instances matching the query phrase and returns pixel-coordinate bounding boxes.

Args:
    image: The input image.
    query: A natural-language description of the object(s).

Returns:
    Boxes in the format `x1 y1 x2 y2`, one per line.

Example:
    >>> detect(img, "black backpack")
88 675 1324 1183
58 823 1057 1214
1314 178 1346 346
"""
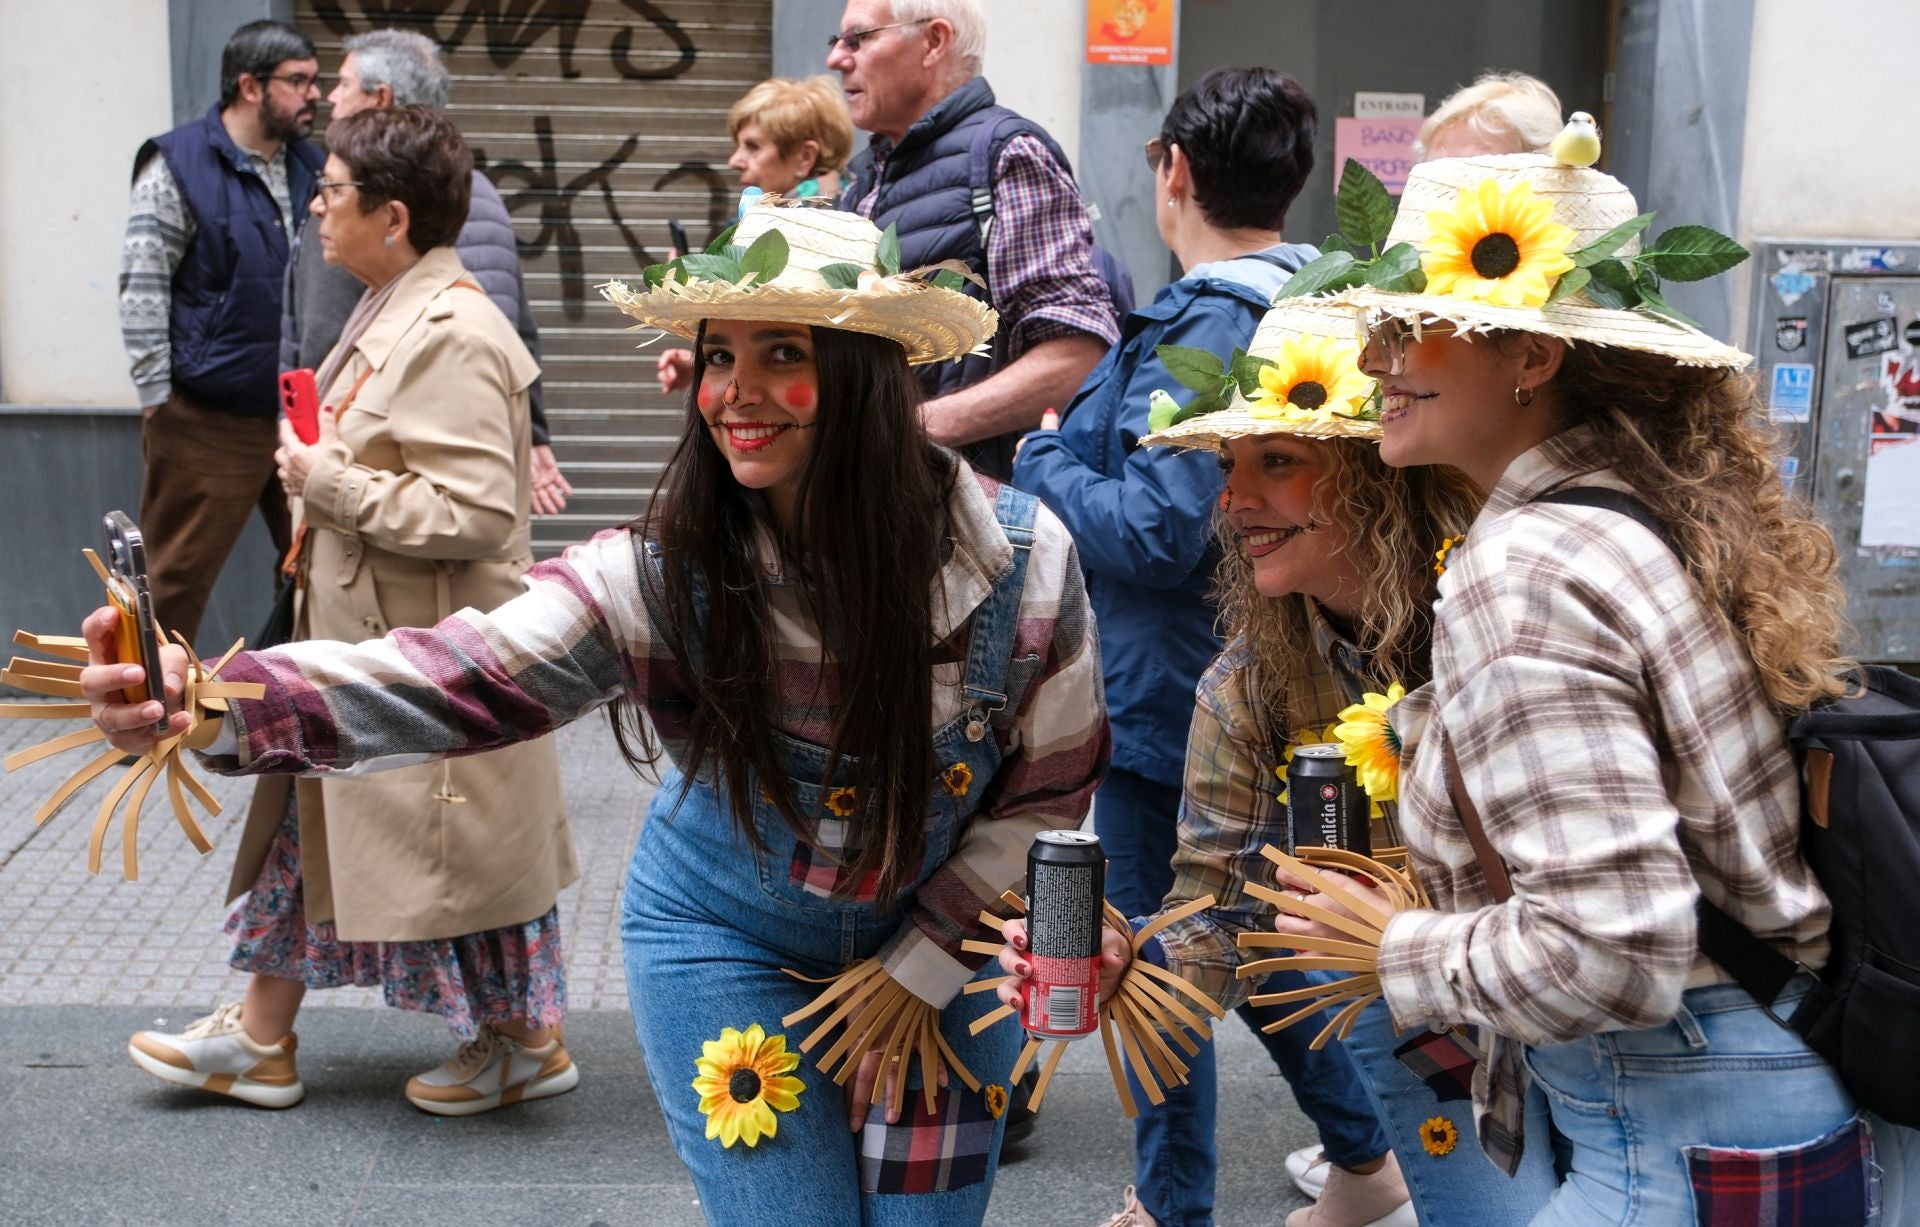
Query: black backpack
1536 487 1920 1127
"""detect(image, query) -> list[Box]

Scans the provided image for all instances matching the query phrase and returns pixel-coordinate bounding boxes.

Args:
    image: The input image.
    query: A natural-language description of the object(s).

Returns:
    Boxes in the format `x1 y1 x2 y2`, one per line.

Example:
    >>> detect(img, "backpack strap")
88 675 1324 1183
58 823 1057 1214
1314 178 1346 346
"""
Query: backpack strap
966 111 1024 253
1441 732 1513 902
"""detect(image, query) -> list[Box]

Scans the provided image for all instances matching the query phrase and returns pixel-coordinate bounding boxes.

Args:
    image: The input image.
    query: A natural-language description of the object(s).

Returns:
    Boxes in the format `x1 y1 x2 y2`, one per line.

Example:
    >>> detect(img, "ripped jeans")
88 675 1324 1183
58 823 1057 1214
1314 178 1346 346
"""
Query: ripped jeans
1524 981 1875 1225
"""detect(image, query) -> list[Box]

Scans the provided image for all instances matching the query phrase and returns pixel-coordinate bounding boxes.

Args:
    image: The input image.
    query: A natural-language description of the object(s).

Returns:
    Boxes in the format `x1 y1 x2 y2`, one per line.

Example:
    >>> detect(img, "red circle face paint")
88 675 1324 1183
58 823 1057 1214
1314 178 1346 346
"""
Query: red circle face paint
781 383 816 412
696 385 715 412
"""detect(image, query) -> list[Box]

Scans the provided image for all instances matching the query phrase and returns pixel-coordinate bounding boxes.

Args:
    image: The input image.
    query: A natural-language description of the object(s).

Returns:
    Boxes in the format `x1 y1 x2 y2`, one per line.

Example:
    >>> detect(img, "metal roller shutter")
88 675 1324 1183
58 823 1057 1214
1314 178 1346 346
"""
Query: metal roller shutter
296 1 773 553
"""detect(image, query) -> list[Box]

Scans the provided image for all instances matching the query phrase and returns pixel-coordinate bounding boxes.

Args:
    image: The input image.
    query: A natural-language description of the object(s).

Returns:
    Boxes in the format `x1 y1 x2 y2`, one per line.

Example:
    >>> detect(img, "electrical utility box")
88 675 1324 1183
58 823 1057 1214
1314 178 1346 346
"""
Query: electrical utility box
1747 239 1920 663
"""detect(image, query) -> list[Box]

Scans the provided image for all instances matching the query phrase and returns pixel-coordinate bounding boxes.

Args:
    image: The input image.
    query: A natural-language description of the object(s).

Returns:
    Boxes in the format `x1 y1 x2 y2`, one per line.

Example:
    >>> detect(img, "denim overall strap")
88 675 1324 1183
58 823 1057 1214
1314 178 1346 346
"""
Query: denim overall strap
957 485 1038 742
635 536 709 674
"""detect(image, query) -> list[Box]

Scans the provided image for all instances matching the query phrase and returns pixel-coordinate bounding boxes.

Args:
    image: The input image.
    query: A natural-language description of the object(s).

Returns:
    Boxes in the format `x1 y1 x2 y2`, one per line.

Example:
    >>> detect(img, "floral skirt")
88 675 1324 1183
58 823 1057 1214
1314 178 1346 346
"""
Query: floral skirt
225 793 567 1040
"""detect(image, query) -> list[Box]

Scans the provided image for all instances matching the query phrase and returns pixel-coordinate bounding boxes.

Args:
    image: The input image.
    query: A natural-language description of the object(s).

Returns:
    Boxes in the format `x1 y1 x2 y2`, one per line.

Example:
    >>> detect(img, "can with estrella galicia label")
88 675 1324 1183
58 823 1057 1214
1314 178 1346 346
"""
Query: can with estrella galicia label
1287 743 1371 857
1022 830 1103 1040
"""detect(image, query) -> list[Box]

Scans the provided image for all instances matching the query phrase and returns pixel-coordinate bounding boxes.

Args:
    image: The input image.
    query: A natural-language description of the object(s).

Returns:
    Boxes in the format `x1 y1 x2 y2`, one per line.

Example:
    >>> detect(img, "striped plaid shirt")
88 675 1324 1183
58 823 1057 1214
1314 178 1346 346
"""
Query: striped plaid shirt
1377 426 1831 1168
1144 601 1392 1008
208 469 1110 1008
855 134 1121 358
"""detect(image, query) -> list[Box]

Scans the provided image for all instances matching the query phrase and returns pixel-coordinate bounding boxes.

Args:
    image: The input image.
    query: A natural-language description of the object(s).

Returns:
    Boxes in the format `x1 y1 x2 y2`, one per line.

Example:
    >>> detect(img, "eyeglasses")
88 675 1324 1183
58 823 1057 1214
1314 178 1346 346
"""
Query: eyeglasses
264 72 319 92
1357 313 1454 377
314 178 362 203
825 20 920 53
1143 137 1167 173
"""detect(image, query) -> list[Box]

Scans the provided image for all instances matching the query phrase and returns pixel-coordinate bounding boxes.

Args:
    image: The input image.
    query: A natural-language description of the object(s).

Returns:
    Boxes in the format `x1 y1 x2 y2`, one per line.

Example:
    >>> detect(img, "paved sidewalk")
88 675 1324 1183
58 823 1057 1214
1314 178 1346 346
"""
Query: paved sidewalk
0 713 1319 1225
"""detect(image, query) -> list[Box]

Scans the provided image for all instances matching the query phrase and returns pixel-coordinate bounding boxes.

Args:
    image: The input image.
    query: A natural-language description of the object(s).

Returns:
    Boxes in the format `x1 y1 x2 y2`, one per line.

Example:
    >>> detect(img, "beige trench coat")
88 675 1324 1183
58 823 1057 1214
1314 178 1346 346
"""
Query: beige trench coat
226 246 577 942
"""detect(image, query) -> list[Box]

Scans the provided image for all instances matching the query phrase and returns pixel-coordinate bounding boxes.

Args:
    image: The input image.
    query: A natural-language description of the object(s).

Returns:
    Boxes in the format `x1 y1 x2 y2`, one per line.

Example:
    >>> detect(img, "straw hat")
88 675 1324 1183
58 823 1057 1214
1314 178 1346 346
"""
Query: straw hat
601 202 997 365
1330 153 1751 369
1142 298 1382 450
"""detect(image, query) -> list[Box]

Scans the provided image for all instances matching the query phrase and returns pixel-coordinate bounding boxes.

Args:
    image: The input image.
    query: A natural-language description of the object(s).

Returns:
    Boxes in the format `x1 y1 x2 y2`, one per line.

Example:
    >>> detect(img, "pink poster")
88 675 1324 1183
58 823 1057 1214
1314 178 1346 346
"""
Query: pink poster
1334 117 1423 194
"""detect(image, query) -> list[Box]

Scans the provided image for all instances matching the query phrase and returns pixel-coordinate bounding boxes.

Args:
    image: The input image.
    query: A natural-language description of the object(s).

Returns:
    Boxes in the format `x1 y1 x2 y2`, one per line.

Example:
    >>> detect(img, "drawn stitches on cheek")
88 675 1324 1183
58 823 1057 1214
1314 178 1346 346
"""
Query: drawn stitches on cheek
782 383 815 412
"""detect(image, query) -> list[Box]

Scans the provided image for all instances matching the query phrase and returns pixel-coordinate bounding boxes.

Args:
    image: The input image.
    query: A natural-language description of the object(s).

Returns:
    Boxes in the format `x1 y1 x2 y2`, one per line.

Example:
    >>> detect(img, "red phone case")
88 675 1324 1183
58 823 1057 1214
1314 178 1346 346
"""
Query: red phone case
279 369 321 445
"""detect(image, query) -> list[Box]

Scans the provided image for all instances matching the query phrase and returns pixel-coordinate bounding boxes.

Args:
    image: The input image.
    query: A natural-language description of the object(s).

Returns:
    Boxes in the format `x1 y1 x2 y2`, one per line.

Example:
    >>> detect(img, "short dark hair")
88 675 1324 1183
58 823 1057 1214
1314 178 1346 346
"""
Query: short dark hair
219 20 316 108
324 106 473 252
1160 67 1317 232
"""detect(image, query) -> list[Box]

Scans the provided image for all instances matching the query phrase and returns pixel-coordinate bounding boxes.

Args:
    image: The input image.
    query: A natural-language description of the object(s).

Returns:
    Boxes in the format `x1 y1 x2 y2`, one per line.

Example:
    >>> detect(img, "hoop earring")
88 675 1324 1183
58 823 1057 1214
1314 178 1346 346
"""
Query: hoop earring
1513 385 1535 406
722 380 741 407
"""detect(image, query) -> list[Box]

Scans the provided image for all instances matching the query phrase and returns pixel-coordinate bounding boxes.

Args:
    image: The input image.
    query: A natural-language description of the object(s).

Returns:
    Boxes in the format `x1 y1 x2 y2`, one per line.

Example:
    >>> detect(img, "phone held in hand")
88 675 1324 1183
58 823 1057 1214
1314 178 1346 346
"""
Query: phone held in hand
102 511 172 734
667 218 690 258
279 368 321 445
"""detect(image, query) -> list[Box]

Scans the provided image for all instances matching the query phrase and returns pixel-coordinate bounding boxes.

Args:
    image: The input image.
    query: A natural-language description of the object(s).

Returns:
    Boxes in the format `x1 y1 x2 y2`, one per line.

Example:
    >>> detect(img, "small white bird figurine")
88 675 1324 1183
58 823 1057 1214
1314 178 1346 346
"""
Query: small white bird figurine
1550 111 1602 168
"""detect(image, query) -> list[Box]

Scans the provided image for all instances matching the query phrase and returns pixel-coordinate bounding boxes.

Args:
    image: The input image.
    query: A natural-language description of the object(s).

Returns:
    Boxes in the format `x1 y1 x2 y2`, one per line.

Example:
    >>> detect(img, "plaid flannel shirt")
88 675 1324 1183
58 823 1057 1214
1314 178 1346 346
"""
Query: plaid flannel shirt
1144 601 1402 1008
855 134 1120 359
206 469 1110 1009
1377 426 1832 1172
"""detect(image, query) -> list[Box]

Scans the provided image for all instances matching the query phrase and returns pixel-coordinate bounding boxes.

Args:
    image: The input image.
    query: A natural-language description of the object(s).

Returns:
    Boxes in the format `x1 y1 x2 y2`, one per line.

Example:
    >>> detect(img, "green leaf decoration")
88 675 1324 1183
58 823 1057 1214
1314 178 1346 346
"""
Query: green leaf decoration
817 262 865 290
1365 242 1427 292
641 263 673 289
738 228 791 285
1334 159 1396 253
1582 258 1637 309
1636 225 1750 282
1571 212 1655 268
1636 281 1703 329
877 223 902 276
1230 349 1275 397
930 269 965 292
1543 266 1592 308
1321 231 1354 256
676 252 744 283
1156 343 1228 395
704 222 739 255
1274 250 1361 300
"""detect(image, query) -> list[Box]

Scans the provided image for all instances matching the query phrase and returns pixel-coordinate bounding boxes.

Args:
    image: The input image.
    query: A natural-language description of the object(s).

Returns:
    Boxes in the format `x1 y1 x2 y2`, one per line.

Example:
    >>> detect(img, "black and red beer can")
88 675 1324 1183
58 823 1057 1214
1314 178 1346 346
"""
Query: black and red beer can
1286 743 1371 858
1022 830 1103 1040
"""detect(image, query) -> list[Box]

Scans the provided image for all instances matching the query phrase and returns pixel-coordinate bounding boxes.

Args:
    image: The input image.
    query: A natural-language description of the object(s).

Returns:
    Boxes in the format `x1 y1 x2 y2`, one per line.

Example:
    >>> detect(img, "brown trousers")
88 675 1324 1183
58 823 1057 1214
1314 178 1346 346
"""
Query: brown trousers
138 390 293 646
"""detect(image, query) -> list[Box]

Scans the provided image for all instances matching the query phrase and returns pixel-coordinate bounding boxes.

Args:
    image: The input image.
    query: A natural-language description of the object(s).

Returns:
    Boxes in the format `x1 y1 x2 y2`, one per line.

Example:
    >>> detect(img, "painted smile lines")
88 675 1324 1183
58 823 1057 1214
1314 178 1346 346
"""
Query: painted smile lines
717 420 793 452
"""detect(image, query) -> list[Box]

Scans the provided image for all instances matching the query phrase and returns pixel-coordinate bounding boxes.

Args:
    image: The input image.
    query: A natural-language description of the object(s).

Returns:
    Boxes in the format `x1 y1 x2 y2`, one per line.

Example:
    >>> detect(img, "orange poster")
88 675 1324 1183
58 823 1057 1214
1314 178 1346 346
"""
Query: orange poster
1087 0 1174 65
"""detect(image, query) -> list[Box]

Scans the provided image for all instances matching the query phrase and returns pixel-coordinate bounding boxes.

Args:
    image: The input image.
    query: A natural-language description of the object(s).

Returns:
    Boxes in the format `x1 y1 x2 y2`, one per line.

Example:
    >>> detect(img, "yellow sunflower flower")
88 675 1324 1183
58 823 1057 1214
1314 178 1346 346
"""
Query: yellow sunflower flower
825 786 858 817
1420 1115 1460 1156
1275 723 1343 806
1247 336 1375 422
692 1023 806 1149
984 1083 1008 1119
940 762 973 798
1333 683 1406 804
1433 534 1465 577
1421 178 1577 308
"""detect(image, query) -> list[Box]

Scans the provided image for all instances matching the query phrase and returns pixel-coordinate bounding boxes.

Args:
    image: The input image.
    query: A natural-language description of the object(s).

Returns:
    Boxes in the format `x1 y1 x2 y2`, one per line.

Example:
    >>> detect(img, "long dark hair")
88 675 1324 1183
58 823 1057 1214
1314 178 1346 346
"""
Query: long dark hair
609 324 958 902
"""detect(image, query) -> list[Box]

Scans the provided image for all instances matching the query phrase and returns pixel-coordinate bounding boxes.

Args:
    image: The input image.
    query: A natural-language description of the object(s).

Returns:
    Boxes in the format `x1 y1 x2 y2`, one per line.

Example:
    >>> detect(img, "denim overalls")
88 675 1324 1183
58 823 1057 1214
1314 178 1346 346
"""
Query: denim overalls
620 489 1038 1225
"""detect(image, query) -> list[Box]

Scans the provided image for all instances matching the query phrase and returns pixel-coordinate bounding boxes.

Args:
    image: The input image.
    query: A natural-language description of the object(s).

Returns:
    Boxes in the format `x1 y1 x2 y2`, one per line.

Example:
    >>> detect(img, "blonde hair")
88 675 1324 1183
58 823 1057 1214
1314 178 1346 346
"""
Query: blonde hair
1414 71 1563 160
1553 345 1853 709
1214 439 1483 733
891 0 987 74
727 76 856 176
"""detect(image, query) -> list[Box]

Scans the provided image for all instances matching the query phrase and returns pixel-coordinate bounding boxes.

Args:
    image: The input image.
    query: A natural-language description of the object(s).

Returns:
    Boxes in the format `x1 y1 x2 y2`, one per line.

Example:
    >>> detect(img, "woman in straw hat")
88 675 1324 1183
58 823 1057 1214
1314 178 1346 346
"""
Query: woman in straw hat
999 301 1564 1227
1267 151 1883 1222
78 199 1107 1225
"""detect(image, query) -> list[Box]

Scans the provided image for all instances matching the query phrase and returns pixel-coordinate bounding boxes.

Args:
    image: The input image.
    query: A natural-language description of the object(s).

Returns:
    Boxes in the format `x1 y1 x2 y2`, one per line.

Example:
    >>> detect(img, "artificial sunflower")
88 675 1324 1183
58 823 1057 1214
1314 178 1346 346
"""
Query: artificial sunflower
825 786 858 818
1247 336 1375 422
984 1083 1008 1119
1333 683 1406 804
1420 1115 1460 1156
692 1023 806 1149
940 762 973 798
1421 178 1577 308
1433 534 1465 577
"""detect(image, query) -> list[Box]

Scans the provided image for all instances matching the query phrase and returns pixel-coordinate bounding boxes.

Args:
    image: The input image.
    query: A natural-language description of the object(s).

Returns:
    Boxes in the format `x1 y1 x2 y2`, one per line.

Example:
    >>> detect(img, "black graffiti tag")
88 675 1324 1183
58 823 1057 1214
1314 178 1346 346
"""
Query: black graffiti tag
310 0 695 80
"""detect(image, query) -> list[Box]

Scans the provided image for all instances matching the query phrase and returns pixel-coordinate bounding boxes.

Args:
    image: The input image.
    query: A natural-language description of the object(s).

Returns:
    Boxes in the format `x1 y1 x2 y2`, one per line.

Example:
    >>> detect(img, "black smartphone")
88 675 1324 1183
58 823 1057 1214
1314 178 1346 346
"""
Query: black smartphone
102 511 171 733
667 218 690 258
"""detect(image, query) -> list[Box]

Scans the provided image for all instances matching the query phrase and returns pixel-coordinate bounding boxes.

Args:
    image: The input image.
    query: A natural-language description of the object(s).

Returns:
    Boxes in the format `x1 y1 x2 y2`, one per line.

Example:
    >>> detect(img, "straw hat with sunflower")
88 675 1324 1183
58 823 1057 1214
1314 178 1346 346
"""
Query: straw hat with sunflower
1277 151 1751 369
1141 298 1383 450
601 199 997 366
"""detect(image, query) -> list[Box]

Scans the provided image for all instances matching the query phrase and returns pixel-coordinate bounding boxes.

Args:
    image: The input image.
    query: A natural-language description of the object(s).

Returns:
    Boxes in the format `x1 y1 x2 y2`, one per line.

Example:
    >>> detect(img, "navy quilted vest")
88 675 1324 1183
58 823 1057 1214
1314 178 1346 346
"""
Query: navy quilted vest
144 107 321 415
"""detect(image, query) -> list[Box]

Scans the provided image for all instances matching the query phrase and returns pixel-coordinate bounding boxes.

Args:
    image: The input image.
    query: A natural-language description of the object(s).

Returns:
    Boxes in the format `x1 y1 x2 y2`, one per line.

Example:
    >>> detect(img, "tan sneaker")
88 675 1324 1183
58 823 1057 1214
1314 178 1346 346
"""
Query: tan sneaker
404 1025 579 1117
127 1002 304 1109
1285 1152 1415 1227
1096 1186 1159 1227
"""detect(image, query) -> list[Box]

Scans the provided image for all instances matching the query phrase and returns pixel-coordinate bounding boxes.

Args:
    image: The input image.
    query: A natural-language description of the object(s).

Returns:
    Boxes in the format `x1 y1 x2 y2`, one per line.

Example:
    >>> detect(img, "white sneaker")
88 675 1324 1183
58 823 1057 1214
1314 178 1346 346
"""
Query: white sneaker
404 1025 579 1117
127 1001 304 1109
1287 1144 1331 1199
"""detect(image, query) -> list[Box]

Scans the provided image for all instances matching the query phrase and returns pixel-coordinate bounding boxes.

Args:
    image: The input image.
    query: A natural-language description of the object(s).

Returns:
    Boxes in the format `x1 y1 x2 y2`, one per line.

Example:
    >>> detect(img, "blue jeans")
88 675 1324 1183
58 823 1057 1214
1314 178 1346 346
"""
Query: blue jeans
1525 982 1873 1225
1097 768 1390 1227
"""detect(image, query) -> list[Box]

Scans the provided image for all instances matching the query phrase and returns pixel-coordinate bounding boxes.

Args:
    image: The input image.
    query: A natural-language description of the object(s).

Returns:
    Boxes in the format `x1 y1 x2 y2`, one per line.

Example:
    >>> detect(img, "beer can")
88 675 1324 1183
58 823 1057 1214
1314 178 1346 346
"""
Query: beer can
1022 830 1103 1040
1286 743 1371 858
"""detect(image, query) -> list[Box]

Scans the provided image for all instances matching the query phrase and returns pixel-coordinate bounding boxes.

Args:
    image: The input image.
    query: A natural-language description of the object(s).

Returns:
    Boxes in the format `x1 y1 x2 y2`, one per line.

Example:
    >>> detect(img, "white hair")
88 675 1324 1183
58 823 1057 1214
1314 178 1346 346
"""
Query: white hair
344 29 450 111
1414 71 1562 160
889 0 986 75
